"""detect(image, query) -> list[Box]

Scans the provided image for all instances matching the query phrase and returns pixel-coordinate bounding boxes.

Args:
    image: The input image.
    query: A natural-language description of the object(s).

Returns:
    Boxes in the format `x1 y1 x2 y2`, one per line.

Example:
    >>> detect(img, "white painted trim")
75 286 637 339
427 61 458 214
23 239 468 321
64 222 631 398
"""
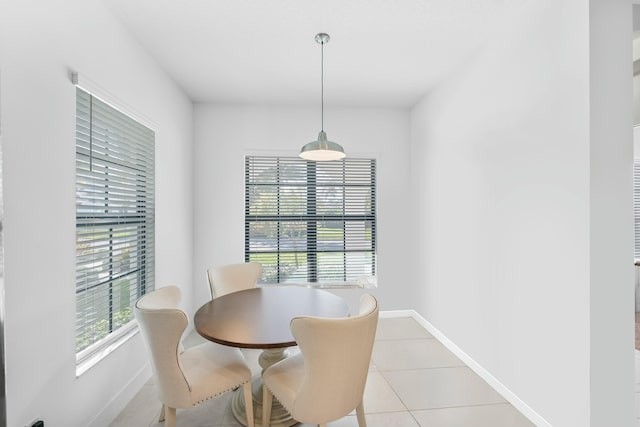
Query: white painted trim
403 310 553 427
86 362 152 427
76 321 140 377
243 148 383 161
379 309 414 318
244 148 301 158
70 69 158 131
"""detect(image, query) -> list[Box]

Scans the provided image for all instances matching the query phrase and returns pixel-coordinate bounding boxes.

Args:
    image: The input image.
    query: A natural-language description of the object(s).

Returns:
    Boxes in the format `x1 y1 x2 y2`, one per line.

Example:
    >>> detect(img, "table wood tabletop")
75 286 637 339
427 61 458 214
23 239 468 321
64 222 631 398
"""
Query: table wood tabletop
194 286 350 349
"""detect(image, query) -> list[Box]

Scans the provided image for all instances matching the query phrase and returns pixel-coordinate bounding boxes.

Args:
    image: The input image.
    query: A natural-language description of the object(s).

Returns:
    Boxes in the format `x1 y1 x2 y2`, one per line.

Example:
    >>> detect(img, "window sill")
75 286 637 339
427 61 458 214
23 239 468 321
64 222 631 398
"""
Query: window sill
76 321 140 377
261 278 377 290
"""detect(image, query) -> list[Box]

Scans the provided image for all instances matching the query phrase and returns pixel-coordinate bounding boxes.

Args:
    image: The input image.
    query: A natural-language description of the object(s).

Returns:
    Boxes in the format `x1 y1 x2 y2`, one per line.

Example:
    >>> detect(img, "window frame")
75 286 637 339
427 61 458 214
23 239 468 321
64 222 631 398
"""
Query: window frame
244 155 377 288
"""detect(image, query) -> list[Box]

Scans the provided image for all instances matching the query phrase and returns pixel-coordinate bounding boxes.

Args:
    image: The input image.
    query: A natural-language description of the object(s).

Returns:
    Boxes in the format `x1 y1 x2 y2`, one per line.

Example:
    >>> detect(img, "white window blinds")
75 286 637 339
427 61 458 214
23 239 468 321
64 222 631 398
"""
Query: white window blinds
245 156 376 287
75 88 155 358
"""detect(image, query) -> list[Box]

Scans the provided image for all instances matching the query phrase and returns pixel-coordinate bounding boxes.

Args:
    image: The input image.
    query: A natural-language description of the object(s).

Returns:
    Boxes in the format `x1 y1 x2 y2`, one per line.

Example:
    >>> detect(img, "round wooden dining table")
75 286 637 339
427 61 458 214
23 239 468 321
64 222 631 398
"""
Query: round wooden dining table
194 286 350 427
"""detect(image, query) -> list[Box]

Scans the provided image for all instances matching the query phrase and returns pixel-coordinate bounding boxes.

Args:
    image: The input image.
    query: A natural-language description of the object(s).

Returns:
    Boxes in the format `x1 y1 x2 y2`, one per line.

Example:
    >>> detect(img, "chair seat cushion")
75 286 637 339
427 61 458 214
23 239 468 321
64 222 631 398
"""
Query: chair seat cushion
181 342 252 405
263 353 304 411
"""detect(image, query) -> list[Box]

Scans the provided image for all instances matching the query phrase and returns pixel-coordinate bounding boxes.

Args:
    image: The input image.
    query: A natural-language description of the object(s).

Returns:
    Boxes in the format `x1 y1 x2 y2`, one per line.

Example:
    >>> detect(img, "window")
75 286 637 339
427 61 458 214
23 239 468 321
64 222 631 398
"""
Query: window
245 156 376 287
75 88 155 366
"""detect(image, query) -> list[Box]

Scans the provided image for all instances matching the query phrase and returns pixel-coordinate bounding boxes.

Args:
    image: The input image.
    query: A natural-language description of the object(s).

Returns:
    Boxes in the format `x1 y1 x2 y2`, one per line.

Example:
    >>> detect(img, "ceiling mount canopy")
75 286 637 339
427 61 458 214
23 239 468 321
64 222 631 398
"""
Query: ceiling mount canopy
299 33 346 162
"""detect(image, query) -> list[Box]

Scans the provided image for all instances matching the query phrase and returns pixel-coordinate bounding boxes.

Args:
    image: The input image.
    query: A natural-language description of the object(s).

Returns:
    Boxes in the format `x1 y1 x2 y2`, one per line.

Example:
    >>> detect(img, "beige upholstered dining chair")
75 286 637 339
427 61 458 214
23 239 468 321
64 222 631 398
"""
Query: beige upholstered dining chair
206 261 263 299
134 286 255 427
262 294 379 427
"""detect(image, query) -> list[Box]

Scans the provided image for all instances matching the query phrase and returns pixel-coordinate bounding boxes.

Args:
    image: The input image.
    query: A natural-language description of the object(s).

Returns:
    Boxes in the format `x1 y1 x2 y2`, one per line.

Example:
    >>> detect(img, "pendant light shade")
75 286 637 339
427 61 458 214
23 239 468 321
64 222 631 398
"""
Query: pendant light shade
300 130 345 161
299 33 345 161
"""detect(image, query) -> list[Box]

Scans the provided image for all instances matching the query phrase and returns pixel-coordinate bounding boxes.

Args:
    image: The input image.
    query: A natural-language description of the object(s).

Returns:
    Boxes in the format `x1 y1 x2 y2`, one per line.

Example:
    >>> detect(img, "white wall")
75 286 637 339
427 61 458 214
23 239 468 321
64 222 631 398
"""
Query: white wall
634 126 640 311
589 0 634 425
633 37 640 125
193 104 413 313
0 1 194 426
410 1 633 426
633 7 640 125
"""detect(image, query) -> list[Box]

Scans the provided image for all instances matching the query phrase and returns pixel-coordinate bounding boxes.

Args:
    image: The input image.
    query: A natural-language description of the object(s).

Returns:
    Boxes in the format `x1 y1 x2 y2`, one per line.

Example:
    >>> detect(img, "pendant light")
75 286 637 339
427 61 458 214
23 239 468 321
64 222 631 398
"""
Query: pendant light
299 33 346 161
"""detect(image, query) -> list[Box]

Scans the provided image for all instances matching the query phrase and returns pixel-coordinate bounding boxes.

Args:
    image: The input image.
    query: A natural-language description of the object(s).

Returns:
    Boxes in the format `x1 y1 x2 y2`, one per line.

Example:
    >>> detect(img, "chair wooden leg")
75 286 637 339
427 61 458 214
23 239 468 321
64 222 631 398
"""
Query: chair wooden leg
165 407 176 427
243 382 255 427
262 385 273 427
158 403 165 422
356 401 367 427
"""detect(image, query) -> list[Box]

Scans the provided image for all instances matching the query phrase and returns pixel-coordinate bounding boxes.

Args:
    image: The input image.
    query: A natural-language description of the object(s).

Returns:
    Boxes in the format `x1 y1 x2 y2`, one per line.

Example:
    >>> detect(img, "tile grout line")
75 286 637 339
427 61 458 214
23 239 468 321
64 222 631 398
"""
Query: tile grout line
371 336 412 416
409 401 515 413
406 310 552 427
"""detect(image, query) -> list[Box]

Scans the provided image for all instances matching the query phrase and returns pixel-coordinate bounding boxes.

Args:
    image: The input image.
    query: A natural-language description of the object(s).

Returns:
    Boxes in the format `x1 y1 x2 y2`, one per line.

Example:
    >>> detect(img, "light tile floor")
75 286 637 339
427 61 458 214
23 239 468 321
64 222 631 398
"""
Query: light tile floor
110 316 535 427
636 351 640 426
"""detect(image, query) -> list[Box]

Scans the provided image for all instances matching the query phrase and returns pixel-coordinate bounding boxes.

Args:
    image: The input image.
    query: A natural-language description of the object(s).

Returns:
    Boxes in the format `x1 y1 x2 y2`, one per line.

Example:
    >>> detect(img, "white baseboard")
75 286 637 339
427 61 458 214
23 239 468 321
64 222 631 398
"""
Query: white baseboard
379 309 415 319
87 363 152 427
385 309 552 427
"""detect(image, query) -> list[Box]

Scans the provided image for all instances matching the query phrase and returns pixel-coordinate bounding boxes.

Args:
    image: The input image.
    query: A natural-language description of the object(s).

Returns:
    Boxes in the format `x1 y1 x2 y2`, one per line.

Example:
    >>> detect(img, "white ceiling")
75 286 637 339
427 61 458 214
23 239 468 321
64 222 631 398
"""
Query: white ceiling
105 0 509 108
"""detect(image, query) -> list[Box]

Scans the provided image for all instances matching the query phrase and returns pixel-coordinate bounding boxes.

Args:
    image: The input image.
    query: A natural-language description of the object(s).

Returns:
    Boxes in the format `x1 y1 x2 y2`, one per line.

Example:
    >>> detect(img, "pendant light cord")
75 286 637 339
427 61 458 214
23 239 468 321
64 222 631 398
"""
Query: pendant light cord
321 39 324 132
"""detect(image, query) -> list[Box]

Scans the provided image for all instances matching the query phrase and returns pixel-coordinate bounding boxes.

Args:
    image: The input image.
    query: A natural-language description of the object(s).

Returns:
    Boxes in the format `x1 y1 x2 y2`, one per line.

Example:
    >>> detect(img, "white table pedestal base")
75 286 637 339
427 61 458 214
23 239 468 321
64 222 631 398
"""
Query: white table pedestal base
231 348 299 427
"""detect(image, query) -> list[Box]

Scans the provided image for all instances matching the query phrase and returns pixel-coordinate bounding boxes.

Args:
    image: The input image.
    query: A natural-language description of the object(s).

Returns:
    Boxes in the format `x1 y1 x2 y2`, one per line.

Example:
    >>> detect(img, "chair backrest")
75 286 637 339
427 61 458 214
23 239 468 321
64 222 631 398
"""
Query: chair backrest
289 294 379 424
134 286 192 409
207 262 263 299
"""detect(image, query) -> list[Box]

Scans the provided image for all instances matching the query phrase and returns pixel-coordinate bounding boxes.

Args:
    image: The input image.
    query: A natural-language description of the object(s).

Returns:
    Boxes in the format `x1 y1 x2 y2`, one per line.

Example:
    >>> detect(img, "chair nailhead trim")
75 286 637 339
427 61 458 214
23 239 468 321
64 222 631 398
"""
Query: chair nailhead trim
192 380 250 405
